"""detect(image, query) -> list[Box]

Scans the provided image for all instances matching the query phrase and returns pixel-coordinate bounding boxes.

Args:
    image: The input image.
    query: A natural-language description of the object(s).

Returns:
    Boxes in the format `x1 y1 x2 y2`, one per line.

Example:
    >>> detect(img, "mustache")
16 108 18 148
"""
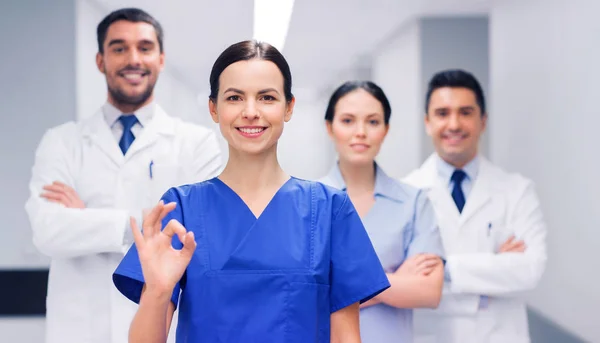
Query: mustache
118 66 150 74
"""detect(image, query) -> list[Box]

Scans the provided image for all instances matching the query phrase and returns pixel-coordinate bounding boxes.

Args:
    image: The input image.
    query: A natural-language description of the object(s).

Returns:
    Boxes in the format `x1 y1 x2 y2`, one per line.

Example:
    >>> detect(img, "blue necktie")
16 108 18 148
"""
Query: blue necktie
118 115 138 155
451 169 467 213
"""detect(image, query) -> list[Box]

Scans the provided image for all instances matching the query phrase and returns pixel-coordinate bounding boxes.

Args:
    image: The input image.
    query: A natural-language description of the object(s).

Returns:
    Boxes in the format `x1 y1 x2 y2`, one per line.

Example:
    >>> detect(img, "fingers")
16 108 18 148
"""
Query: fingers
142 201 166 236
43 181 71 193
506 241 526 253
180 231 197 259
154 202 177 231
413 253 440 266
509 245 526 253
406 254 427 266
143 201 177 236
40 191 70 206
416 258 442 275
130 216 145 248
498 235 516 252
419 266 436 276
42 182 84 208
162 219 187 239
395 254 440 276
162 220 196 259
44 182 76 198
500 235 515 248
499 239 526 253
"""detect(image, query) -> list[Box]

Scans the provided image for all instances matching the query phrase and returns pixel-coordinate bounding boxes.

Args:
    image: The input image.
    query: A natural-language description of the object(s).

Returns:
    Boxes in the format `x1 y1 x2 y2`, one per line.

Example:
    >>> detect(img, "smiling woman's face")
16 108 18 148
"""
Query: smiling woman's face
327 89 389 166
209 59 295 156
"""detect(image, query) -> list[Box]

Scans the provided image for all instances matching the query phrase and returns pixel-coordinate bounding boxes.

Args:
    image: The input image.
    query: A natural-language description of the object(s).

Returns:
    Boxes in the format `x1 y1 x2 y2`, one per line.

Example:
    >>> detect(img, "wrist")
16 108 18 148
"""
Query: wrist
142 285 173 303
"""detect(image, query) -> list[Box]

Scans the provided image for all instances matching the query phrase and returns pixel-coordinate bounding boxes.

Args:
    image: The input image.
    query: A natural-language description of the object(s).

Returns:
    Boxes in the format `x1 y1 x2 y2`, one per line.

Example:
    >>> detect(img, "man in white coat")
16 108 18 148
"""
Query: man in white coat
404 69 547 343
25 8 221 343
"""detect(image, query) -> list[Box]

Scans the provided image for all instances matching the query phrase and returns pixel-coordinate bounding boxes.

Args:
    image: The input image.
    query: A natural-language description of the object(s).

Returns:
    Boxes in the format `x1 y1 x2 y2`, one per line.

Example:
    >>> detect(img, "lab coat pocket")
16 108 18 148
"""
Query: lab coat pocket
286 282 330 342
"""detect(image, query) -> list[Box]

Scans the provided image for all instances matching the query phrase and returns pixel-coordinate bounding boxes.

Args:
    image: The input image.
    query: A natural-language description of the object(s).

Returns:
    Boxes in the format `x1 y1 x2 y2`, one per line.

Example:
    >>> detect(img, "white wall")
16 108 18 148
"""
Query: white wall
489 0 599 341
75 0 106 121
372 20 424 179
0 1 76 341
0 0 76 269
0 318 45 343
278 88 336 180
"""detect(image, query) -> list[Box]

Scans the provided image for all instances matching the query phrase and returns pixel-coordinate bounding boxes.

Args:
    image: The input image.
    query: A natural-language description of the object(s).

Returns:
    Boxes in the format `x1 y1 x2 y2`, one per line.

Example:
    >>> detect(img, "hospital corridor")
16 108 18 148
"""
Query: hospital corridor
0 0 598 342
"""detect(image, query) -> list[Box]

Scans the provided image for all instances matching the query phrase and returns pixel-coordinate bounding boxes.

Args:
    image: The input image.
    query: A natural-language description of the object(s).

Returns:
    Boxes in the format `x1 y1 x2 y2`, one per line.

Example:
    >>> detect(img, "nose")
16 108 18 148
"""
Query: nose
355 122 367 137
127 49 142 66
448 112 461 131
242 100 259 120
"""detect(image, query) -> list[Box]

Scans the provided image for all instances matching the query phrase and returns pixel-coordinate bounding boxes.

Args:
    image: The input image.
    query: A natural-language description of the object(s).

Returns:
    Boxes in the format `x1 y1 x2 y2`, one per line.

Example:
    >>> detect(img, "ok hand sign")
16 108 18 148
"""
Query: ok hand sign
131 200 197 294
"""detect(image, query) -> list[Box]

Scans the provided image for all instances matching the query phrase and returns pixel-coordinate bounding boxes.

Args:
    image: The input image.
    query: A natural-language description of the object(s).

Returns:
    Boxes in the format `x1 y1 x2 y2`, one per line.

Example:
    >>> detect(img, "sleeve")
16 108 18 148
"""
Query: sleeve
406 190 445 259
329 193 391 313
446 181 548 296
112 188 184 309
24 126 131 258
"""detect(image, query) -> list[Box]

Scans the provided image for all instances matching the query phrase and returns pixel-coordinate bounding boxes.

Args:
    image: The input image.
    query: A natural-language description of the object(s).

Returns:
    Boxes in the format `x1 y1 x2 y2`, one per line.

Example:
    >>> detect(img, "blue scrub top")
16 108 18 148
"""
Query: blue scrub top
113 177 390 342
319 163 445 343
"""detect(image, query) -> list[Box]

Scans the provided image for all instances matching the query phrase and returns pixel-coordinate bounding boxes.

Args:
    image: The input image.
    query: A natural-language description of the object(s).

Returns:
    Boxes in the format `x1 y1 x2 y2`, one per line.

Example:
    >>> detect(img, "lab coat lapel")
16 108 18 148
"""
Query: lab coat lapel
458 158 492 226
81 110 124 167
124 106 175 160
417 155 462 224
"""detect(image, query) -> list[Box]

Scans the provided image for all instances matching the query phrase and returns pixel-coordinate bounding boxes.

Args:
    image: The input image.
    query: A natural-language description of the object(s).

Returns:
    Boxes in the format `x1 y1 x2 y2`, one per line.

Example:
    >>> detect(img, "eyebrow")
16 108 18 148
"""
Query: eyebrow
339 113 382 117
107 39 126 47
223 88 281 95
138 39 156 46
107 39 156 47
434 106 476 111
258 88 280 95
224 88 244 95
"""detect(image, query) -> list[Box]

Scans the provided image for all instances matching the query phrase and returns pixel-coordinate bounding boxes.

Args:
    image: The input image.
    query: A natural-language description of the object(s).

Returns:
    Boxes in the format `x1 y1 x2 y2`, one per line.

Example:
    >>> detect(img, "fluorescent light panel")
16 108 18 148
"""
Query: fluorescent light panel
253 0 295 51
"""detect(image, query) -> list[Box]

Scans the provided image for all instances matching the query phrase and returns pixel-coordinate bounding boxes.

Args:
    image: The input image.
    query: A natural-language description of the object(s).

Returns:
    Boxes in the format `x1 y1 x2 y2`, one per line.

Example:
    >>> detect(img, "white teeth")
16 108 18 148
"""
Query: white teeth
123 74 142 80
444 134 464 139
239 127 265 134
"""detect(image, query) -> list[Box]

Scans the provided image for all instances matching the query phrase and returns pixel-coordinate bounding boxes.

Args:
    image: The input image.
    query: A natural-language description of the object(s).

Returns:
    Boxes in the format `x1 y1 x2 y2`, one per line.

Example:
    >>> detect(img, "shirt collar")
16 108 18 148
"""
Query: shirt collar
102 100 156 129
325 161 405 202
435 154 480 185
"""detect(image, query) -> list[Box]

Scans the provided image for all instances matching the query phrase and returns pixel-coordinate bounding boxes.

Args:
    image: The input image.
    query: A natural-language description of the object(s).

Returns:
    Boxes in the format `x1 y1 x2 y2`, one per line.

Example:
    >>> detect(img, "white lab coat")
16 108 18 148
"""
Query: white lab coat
25 105 222 343
403 154 547 343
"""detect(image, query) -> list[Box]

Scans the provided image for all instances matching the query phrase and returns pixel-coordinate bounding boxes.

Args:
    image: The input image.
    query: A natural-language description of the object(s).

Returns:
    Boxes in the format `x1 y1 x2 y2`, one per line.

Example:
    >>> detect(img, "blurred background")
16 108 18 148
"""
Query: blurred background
0 0 598 342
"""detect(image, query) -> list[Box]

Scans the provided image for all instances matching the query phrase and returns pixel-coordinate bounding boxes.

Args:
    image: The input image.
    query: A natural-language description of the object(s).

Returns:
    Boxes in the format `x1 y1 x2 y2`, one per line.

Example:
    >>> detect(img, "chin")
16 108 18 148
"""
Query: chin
345 155 375 166
236 142 276 156
440 151 473 166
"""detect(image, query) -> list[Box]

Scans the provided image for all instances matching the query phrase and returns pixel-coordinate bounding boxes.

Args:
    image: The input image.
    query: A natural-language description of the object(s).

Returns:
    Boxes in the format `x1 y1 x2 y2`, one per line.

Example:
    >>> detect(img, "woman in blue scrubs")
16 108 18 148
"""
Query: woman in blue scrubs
318 81 445 342
112 41 390 343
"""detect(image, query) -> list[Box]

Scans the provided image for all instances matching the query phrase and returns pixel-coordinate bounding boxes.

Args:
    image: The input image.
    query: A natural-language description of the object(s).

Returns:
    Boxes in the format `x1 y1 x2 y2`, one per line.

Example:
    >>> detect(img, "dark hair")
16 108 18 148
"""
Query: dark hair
324 81 392 125
425 69 486 115
97 8 164 54
208 40 293 103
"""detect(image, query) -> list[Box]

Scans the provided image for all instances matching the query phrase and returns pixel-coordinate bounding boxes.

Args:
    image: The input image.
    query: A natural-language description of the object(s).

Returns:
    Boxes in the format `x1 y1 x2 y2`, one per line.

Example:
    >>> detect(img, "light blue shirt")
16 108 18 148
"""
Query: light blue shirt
319 162 445 343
